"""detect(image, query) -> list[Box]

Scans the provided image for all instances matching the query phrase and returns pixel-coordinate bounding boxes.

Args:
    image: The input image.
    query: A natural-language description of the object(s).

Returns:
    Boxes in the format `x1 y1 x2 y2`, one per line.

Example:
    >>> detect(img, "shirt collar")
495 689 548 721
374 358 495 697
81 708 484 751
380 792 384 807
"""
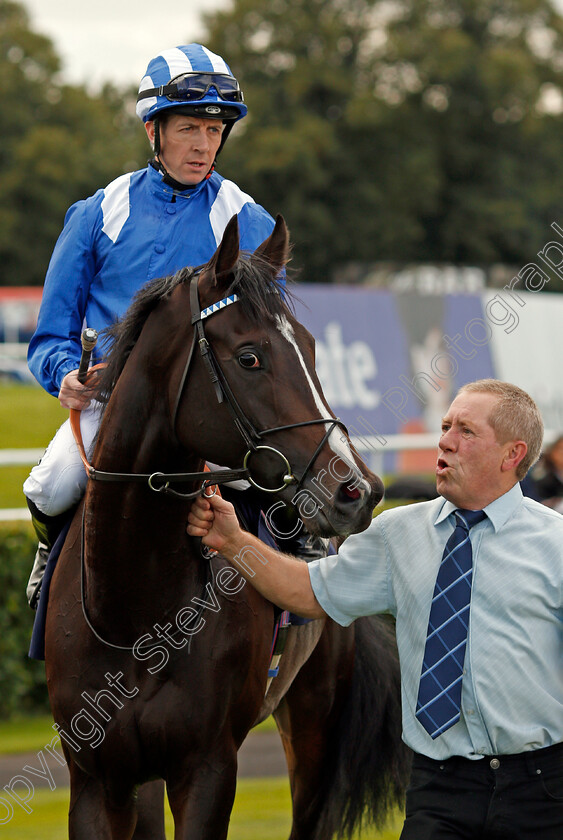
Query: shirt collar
146 161 210 199
434 482 523 533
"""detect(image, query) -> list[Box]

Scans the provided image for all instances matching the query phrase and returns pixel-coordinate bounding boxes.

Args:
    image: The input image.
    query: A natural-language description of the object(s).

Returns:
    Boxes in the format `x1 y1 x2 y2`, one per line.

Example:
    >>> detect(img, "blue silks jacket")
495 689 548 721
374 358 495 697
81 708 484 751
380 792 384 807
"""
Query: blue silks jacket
28 164 277 396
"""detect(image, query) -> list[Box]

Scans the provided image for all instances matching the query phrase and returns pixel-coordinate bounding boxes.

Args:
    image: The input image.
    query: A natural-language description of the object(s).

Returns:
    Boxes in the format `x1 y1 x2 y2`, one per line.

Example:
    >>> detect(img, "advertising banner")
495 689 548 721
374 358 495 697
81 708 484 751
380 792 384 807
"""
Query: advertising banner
294 286 563 471
2 283 562 470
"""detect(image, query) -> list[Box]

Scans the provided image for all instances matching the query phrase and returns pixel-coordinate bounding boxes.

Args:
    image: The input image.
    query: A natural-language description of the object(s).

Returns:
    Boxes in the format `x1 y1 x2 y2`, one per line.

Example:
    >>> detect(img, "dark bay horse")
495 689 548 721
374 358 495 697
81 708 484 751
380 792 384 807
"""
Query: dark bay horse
45 215 410 839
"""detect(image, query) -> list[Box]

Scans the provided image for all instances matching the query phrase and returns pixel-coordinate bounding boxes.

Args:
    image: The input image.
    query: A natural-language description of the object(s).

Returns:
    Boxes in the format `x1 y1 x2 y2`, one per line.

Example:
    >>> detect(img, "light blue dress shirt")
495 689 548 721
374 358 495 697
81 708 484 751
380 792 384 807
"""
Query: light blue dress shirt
308 483 563 760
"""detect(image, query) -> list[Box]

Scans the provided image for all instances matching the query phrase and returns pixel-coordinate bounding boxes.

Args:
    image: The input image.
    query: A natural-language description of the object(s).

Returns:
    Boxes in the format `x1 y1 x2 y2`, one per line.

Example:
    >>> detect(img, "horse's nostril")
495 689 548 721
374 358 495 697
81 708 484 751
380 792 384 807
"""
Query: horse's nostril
339 483 362 503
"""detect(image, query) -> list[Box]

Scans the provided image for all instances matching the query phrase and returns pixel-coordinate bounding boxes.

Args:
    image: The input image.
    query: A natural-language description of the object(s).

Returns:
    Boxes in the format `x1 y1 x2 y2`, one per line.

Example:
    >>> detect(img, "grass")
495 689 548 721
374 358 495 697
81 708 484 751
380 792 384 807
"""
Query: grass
0 715 58 755
0 384 67 510
4 781 404 839
0 466 35 509
0 714 277 757
0 385 66 448
0 715 403 838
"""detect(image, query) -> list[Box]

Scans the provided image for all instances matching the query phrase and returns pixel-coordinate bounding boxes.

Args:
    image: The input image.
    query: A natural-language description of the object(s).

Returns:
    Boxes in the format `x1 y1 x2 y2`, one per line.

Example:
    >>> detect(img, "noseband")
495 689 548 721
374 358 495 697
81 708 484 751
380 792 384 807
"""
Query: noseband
87 271 347 499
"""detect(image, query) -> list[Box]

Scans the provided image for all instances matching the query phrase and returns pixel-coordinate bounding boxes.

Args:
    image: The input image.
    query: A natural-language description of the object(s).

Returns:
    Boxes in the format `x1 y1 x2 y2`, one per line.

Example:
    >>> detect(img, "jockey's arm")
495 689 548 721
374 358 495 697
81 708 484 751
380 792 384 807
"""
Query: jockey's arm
187 494 326 619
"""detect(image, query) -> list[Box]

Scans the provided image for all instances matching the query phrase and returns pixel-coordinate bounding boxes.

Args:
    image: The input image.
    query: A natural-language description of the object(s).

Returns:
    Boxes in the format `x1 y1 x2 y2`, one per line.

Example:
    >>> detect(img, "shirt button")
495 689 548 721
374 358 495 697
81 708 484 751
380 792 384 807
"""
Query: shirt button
154 244 165 254
166 206 176 214
490 758 500 770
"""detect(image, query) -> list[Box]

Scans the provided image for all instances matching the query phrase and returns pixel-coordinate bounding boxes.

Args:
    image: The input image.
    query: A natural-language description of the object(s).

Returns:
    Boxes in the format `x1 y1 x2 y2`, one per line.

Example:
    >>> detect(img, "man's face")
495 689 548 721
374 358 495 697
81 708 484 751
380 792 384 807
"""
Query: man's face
436 391 513 509
146 114 224 185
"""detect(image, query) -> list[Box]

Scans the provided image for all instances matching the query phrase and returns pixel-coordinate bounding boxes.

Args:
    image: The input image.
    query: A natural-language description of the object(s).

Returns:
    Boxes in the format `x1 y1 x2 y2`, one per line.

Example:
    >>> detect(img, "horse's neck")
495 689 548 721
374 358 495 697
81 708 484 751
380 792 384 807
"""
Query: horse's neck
83 384 205 621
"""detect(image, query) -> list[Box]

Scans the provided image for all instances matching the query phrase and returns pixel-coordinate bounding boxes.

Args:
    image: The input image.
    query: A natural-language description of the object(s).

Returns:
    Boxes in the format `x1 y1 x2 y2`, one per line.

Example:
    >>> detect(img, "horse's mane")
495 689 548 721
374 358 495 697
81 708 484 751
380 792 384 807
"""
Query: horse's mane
94 254 293 403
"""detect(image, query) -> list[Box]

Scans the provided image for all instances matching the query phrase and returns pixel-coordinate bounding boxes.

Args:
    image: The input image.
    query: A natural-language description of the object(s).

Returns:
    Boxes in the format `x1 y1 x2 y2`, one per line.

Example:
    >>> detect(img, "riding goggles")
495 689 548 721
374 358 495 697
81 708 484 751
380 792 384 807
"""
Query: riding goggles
137 72 244 104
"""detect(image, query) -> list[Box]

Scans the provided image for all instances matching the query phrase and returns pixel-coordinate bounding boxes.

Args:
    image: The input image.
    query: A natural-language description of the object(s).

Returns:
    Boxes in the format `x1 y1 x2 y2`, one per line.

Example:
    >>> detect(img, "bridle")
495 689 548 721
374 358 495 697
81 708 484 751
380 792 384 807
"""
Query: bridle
76 270 349 651
77 270 347 500
75 268 350 652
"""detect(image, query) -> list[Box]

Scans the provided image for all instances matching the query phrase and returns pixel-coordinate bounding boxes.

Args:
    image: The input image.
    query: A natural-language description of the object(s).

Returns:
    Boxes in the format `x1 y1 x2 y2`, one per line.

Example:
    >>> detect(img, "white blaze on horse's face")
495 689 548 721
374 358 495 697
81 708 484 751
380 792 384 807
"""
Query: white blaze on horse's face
275 314 364 483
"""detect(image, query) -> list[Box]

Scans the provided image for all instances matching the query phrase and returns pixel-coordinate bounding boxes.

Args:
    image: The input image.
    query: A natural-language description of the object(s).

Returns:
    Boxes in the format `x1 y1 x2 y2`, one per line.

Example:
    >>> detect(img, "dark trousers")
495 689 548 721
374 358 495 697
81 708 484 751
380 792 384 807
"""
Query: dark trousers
400 742 563 840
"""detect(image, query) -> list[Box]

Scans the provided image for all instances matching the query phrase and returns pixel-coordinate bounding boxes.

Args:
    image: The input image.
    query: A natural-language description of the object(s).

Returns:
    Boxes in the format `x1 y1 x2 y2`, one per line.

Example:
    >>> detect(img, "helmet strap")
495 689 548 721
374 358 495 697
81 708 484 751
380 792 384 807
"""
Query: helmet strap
218 121 234 156
150 115 193 189
149 113 234 188
150 158 199 192
153 115 162 157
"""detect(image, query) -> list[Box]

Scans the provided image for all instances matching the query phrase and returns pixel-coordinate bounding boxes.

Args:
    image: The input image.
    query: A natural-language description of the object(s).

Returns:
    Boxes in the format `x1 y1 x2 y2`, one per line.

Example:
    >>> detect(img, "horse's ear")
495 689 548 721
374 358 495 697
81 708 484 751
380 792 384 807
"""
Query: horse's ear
253 215 289 273
207 214 240 286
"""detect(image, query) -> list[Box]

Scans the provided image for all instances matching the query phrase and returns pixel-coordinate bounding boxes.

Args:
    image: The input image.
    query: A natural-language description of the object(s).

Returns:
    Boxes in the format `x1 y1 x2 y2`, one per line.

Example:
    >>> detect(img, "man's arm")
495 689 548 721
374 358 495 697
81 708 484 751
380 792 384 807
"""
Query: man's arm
28 200 97 396
187 494 326 619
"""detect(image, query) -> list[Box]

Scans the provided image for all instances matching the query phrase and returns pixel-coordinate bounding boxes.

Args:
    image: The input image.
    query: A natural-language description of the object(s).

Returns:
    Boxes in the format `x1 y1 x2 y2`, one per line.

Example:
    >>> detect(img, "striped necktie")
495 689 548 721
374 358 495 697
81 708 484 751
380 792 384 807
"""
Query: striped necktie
416 508 487 739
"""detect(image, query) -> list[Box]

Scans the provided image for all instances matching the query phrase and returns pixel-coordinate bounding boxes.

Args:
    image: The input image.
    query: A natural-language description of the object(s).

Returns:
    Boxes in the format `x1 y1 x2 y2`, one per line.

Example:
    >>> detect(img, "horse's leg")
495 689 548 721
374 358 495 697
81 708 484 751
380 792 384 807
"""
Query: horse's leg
167 745 238 840
67 757 137 840
273 619 355 840
132 780 166 840
276 616 409 840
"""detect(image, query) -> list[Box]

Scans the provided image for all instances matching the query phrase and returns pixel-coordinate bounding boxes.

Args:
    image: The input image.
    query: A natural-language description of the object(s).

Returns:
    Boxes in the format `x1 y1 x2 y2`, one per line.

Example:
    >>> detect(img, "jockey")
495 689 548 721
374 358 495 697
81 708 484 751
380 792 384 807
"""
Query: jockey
23 44 280 608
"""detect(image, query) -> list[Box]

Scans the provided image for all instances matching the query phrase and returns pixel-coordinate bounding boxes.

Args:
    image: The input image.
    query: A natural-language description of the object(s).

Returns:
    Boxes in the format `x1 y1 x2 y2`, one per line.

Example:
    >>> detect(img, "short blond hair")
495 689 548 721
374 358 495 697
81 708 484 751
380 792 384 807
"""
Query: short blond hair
458 379 544 479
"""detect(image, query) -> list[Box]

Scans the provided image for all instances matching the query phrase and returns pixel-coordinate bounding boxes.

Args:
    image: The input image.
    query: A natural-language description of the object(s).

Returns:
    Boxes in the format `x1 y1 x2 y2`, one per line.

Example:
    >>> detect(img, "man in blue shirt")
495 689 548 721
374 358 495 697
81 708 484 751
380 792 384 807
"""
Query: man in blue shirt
24 44 278 606
188 378 563 839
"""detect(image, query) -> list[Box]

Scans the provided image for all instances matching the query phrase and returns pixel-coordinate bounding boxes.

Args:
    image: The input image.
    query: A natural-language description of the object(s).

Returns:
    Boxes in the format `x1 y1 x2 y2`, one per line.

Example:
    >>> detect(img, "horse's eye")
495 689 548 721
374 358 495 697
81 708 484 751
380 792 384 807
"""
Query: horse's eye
238 352 261 369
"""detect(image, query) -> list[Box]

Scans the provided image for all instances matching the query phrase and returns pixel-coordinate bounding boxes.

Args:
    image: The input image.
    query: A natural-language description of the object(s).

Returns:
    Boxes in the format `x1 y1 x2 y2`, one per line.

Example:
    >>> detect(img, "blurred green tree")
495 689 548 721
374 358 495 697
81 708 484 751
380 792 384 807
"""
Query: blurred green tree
205 0 563 285
2 0 563 286
376 0 563 268
0 0 146 285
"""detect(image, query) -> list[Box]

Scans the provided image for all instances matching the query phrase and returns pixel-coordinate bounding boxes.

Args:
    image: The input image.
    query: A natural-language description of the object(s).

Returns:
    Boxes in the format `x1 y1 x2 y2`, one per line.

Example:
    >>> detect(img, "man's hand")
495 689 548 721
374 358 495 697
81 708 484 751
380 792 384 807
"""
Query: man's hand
58 370 92 410
187 492 326 620
187 493 243 554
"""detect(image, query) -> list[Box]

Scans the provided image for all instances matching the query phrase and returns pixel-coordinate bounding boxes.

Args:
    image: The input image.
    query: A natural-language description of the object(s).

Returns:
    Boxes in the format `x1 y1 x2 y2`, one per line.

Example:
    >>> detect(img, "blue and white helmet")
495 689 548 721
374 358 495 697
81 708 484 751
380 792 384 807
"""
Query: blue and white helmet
136 44 247 125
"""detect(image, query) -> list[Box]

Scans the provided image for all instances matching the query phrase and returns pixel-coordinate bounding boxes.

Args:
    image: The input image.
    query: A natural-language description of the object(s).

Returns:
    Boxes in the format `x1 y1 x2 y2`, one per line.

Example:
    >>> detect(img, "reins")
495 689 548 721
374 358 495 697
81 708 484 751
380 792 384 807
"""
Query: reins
72 265 347 652
78 496 215 652
71 398 246 500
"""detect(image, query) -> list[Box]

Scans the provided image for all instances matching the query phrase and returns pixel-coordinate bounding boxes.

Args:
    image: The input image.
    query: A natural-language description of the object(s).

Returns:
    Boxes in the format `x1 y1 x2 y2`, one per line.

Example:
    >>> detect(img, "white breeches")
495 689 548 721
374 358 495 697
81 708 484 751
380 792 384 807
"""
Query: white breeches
23 403 102 517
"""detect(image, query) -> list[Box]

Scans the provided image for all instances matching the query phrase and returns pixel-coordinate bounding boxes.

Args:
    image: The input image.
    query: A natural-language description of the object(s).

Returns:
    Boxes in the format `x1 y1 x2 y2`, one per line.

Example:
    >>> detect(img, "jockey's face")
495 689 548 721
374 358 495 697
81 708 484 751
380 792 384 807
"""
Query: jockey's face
145 114 224 185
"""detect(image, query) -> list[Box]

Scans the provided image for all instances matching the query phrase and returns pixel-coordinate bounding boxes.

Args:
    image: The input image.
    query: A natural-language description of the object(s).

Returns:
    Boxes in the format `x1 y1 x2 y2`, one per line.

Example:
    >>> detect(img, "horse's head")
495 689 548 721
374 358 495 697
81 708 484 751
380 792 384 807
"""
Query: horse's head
174 214 383 537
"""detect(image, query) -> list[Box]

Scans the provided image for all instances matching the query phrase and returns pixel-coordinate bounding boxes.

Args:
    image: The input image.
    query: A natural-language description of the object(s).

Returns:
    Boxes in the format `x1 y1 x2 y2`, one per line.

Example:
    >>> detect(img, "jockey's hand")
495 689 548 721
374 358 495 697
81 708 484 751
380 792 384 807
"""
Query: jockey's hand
58 370 92 410
187 493 243 554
